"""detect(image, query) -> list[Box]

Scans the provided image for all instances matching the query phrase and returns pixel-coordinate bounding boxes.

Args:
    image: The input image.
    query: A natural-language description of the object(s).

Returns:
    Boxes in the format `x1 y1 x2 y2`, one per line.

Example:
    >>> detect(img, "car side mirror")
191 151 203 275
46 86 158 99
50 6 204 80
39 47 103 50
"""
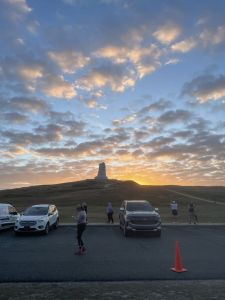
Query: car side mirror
155 208 159 212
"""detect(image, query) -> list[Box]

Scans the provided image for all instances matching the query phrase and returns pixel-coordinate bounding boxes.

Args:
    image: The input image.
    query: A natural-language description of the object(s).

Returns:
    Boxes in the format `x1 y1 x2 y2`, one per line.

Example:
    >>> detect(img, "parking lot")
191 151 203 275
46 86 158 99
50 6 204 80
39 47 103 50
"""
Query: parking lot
1 225 225 282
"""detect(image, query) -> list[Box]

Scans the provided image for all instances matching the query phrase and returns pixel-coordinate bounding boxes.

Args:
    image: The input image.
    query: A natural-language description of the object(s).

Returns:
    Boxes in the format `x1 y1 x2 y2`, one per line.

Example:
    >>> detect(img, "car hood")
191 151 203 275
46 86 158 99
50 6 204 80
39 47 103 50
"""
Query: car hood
18 215 48 221
126 211 160 218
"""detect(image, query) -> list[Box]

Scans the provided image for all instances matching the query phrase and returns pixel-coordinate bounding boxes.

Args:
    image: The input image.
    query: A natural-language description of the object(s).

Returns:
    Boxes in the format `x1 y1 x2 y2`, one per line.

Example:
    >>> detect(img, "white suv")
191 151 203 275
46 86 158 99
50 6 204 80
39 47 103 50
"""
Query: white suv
0 203 19 230
14 204 59 235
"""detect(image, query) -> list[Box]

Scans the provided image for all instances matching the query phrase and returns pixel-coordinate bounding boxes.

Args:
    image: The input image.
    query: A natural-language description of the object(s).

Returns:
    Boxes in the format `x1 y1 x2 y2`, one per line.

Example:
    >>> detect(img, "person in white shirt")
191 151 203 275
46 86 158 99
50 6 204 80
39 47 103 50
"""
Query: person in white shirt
170 200 178 218
75 205 87 255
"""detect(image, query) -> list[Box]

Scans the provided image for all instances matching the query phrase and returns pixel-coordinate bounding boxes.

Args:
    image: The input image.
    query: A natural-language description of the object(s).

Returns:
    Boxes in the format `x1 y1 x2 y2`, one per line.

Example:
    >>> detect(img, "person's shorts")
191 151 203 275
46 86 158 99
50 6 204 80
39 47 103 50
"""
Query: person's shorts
172 209 178 216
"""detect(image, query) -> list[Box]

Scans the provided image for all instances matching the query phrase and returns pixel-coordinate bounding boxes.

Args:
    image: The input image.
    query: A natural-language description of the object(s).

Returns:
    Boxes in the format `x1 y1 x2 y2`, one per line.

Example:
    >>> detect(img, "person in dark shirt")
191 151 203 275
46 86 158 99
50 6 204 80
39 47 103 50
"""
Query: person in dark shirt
188 202 198 224
75 205 87 255
106 202 114 223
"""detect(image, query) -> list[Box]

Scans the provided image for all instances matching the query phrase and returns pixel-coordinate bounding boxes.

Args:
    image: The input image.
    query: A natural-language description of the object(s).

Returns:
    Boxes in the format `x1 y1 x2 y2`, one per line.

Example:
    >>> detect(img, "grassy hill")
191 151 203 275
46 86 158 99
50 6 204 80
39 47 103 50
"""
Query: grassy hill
1 179 225 223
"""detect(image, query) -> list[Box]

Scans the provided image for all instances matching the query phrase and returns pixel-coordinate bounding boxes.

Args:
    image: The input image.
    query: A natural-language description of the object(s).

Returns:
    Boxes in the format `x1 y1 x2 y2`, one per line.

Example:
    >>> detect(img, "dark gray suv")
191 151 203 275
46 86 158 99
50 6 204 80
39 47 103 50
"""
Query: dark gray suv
119 200 161 237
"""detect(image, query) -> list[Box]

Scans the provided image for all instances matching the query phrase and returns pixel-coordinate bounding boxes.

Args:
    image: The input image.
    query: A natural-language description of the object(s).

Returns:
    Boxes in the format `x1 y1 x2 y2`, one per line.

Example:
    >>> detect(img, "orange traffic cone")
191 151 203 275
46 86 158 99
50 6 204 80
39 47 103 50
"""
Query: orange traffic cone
171 241 187 273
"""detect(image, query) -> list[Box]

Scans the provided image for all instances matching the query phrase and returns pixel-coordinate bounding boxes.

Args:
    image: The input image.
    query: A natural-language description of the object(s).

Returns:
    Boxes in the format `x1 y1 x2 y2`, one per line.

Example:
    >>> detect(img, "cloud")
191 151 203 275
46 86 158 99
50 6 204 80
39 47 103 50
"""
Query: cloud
137 99 172 116
158 109 192 124
95 44 162 78
41 75 76 99
0 96 50 125
4 145 29 157
48 50 90 74
1 112 29 124
153 23 181 45
17 64 44 80
200 26 225 46
2 0 32 21
182 74 225 102
0 57 47 93
112 113 137 126
1 130 53 146
171 37 197 53
9 97 50 113
165 58 180 65
77 63 136 92
145 136 176 148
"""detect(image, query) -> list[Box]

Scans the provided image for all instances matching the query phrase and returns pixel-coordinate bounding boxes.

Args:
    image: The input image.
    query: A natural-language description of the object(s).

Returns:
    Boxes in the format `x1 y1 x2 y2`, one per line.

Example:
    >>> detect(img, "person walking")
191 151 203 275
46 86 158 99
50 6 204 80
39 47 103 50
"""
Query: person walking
188 202 198 224
106 202 114 223
170 200 178 221
75 204 87 255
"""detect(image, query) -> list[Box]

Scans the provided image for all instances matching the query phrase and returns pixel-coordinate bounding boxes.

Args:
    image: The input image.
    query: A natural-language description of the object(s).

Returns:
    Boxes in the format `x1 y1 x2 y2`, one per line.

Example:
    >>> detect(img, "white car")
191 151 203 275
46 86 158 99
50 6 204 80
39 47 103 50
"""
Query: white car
14 204 59 235
0 203 20 230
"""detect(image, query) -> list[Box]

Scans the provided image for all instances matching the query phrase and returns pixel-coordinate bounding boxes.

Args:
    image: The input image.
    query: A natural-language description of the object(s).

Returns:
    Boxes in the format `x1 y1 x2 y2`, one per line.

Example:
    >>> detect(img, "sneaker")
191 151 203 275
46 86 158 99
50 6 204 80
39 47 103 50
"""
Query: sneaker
75 248 83 255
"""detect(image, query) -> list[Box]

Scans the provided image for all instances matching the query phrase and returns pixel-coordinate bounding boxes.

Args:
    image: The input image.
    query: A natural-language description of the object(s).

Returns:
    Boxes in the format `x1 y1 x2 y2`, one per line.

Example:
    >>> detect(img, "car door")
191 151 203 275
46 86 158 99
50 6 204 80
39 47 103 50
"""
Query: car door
8 205 18 226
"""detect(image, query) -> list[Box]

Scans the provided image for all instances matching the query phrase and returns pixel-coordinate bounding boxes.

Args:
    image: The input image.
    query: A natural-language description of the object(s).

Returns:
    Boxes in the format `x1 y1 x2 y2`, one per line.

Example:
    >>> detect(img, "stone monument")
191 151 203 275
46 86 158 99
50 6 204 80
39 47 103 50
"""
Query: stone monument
95 162 108 181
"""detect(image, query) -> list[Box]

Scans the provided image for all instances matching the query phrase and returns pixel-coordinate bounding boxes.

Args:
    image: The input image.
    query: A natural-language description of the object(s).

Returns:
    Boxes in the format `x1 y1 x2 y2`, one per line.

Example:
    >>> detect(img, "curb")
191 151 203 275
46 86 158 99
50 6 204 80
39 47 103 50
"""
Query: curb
59 223 225 227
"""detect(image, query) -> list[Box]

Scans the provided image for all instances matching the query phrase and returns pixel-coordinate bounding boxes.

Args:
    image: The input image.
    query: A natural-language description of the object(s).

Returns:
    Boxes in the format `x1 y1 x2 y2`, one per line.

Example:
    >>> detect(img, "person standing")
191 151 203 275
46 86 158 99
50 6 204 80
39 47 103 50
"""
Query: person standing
188 202 198 224
82 202 88 222
170 200 178 220
75 204 87 255
106 202 114 223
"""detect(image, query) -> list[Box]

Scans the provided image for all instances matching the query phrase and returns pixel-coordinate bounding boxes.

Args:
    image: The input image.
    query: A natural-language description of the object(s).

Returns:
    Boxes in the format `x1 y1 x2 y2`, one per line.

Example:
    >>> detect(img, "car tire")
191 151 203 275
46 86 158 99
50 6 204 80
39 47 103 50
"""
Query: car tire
155 230 161 237
54 218 59 229
44 223 49 235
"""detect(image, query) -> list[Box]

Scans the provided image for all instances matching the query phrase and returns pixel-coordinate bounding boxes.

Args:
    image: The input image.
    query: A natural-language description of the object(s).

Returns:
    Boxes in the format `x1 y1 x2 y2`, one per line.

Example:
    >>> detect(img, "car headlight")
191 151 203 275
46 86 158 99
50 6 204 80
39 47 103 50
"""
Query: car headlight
37 220 45 223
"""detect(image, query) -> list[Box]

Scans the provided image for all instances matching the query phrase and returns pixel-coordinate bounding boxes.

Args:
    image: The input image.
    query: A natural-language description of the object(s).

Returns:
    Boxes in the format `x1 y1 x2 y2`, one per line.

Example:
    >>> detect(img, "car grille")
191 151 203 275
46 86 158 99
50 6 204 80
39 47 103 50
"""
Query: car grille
20 221 37 226
130 217 159 225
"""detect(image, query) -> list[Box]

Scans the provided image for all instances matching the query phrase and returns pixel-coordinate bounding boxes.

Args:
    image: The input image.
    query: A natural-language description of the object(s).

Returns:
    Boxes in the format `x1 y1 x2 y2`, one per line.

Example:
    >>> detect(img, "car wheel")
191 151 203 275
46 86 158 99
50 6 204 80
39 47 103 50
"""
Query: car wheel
54 218 59 229
44 223 49 235
155 230 161 237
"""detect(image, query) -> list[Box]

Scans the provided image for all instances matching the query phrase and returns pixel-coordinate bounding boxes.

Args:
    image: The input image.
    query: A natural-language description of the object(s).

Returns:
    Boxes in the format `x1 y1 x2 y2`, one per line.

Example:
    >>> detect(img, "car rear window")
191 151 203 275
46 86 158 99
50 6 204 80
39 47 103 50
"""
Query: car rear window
24 206 48 216
126 202 153 212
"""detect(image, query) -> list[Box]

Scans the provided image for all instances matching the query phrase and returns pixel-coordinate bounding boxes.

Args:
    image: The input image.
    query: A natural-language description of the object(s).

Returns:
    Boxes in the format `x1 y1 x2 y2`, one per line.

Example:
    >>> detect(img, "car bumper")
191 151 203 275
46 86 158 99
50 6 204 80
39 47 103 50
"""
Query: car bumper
14 225 45 232
126 223 161 232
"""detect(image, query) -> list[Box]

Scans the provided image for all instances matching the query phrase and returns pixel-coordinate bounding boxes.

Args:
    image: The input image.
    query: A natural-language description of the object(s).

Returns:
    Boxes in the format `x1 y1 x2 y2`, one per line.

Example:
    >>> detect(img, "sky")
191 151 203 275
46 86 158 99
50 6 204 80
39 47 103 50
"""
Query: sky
1 0 225 189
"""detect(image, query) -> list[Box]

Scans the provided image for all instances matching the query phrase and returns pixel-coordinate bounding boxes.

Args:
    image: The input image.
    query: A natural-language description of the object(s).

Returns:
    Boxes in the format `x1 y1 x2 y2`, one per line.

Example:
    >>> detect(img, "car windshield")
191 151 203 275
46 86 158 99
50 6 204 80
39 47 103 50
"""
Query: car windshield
126 202 153 212
23 206 48 216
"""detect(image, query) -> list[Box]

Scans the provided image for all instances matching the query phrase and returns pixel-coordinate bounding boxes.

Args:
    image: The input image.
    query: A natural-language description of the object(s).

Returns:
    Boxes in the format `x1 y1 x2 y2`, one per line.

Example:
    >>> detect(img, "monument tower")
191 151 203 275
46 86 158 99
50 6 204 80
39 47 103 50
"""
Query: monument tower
95 162 108 181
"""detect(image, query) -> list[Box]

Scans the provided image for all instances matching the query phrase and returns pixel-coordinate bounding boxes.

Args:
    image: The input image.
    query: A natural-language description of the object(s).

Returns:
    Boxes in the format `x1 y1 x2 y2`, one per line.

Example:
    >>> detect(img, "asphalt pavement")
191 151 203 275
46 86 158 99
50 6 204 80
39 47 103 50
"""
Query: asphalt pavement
1 225 225 282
